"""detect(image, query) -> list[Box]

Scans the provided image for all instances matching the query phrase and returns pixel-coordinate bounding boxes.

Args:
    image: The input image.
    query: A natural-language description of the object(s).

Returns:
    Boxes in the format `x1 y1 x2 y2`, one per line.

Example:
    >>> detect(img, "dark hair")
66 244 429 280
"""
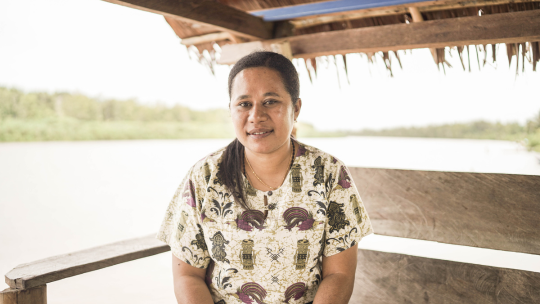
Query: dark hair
221 51 300 210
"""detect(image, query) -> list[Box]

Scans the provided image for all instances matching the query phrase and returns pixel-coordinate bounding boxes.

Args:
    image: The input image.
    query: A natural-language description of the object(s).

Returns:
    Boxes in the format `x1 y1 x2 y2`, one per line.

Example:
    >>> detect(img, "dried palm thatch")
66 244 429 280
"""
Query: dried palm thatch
170 1 540 75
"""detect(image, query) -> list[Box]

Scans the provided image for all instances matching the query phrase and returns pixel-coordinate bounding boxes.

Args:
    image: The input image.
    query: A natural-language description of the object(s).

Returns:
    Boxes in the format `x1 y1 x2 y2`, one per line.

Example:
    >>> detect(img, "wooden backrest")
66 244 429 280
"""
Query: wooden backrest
348 167 540 303
349 167 540 255
351 249 540 304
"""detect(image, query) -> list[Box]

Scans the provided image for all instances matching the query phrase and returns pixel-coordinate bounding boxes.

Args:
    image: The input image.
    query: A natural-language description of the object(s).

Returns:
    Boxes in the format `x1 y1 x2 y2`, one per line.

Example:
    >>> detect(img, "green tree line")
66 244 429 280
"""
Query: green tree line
0 86 538 152
348 114 540 151
0 87 230 123
0 87 236 140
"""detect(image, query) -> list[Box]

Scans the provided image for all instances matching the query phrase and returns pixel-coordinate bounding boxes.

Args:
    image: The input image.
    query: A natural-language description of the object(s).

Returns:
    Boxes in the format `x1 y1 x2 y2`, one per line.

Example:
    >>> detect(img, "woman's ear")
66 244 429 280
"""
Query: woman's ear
294 98 302 120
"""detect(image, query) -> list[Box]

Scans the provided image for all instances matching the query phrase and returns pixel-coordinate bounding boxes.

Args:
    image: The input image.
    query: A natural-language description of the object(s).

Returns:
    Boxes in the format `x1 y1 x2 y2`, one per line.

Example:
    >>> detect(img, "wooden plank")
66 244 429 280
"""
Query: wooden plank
289 9 540 57
180 32 238 45
288 0 540 28
101 0 273 40
0 285 46 304
352 249 540 304
219 10 540 62
164 16 220 39
4 234 169 290
349 168 540 255
0 289 17 304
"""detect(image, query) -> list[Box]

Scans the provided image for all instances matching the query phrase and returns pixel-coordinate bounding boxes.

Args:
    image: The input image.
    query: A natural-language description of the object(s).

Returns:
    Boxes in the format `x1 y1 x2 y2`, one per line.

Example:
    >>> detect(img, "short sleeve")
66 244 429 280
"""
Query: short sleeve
156 167 212 268
323 162 373 257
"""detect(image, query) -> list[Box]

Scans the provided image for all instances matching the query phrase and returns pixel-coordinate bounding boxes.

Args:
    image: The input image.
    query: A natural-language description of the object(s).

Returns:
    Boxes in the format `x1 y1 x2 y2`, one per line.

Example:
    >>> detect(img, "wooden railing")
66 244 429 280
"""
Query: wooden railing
2 168 540 303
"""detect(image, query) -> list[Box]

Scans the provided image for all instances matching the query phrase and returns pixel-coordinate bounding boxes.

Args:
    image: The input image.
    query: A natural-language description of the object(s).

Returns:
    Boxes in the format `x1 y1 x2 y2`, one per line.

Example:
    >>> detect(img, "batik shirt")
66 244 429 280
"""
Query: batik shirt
157 140 373 304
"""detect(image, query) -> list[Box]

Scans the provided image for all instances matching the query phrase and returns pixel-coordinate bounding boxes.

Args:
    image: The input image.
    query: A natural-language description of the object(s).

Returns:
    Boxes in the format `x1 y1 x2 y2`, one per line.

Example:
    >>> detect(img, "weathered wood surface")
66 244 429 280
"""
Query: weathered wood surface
180 32 238 45
291 9 540 57
0 285 46 304
101 0 273 40
4 234 169 289
351 249 540 304
288 0 540 28
220 9 540 61
349 167 540 255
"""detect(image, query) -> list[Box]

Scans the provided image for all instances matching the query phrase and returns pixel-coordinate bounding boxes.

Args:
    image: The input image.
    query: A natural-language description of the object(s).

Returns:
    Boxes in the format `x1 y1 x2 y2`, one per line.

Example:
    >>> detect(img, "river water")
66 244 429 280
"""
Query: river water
1 137 539 303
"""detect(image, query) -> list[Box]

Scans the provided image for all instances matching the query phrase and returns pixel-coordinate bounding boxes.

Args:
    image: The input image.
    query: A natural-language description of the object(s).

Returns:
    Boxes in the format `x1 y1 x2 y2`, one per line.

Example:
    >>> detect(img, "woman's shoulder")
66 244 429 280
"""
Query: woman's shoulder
295 139 344 168
186 146 226 178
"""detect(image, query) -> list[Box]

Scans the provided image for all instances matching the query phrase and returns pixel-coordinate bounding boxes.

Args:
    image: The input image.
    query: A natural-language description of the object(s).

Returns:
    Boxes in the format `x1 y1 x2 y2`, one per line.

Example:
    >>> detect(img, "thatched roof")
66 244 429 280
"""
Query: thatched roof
105 0 540 73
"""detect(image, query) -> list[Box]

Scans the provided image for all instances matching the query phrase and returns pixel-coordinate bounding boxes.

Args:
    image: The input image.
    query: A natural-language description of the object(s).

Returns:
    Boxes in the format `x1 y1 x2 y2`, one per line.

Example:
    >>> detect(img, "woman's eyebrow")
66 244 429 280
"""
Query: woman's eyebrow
263 92 280 97
235 94 250 101
235 92 280 101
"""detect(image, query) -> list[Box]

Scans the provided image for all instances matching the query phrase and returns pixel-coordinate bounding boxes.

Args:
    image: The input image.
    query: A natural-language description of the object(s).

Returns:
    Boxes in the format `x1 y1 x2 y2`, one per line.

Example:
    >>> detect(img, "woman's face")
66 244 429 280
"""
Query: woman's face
230 67 301 155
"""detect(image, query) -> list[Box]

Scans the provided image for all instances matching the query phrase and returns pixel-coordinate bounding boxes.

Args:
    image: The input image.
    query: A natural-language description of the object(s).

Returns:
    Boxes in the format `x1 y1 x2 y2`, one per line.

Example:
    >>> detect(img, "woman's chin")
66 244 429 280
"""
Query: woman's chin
243 137 285 154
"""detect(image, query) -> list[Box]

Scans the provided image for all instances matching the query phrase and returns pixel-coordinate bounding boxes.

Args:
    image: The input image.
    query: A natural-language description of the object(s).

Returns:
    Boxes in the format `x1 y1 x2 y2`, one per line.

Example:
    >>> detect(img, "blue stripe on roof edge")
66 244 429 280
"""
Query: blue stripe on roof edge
250 0 432 21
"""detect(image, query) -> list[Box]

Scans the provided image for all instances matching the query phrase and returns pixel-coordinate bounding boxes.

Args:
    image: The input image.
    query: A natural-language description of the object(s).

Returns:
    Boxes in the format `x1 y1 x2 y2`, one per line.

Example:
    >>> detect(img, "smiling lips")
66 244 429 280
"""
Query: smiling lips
247 128 273 139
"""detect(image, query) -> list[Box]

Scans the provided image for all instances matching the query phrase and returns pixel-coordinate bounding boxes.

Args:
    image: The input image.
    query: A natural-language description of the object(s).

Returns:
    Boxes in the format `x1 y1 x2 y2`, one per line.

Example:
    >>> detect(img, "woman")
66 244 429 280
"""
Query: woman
157 51 373 304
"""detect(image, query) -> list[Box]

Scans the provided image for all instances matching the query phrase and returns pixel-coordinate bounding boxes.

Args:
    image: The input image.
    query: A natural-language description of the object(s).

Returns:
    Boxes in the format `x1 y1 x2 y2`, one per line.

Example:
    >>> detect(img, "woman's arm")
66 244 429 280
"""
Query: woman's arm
172 253 214 304
313 244 358 304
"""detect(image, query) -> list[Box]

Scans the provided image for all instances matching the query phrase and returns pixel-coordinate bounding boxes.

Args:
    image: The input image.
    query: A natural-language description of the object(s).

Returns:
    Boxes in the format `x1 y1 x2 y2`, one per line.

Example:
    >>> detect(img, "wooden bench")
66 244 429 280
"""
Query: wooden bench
2 168 539 303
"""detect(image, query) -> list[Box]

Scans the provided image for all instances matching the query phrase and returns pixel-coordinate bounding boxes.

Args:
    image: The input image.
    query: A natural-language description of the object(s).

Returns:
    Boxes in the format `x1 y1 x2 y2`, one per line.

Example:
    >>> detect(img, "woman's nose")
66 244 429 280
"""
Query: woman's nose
249 103 266 123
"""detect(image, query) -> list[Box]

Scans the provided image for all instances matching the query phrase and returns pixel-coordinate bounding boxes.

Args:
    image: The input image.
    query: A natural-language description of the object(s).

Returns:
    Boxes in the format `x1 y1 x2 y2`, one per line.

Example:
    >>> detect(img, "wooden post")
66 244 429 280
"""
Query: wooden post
408 7 439 64
0 285 46 304
270 41 293 60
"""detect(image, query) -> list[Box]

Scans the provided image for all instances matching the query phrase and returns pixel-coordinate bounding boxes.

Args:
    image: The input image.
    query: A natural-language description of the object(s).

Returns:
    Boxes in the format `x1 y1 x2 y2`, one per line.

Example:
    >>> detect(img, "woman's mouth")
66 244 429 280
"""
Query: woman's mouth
247 129 273 138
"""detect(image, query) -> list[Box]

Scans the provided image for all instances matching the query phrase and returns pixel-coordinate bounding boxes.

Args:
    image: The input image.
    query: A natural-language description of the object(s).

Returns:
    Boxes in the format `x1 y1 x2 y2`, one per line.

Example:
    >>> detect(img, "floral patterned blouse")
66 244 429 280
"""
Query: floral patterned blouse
157 140 373 304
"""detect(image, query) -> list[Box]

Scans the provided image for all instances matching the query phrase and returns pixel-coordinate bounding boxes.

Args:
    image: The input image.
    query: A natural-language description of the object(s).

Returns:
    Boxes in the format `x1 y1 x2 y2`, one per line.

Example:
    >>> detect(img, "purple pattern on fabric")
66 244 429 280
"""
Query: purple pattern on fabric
337 166 351 189
283 207 315 231
297 218 315 231
236 218 253 231
296 144 307 157
237 293 253 304
284 282 306 303
182 179 196 207
237 282 267 304
236 210 266 231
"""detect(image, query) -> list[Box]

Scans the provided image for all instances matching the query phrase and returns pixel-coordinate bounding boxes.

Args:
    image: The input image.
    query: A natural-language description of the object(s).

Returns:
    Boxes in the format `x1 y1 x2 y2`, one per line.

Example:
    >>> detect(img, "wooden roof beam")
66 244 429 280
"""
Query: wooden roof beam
101 0 273 40
219 9 540 63
288 0 540 29
180 32 240 45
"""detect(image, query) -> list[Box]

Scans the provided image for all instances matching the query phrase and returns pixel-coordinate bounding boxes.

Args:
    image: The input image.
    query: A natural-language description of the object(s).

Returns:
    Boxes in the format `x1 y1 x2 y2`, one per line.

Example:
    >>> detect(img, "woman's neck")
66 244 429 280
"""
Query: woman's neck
244 139 296 190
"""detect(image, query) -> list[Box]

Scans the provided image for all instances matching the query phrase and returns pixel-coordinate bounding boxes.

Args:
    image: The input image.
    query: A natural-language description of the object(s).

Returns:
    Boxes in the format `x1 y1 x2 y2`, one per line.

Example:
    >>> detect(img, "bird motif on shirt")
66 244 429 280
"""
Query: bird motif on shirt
227 210 266 231
232 282 267 304
283 207 321 231
284 282 307 303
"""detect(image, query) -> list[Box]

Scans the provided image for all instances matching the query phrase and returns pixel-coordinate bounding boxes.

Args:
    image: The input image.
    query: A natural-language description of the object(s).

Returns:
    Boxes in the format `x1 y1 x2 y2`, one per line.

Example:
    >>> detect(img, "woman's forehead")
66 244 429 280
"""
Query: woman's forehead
231 67 286 94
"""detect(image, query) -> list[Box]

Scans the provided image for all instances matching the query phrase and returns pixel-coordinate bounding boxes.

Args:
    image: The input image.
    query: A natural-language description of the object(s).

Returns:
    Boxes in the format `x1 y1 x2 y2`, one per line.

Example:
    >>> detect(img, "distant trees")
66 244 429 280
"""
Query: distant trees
0 87 230 123
349 112 540 151
0 86 538 151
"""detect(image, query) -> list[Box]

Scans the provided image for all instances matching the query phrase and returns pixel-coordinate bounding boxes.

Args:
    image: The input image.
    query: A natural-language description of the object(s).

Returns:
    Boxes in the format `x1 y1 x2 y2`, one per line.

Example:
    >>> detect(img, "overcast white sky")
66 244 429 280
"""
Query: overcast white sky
1 0 539 131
